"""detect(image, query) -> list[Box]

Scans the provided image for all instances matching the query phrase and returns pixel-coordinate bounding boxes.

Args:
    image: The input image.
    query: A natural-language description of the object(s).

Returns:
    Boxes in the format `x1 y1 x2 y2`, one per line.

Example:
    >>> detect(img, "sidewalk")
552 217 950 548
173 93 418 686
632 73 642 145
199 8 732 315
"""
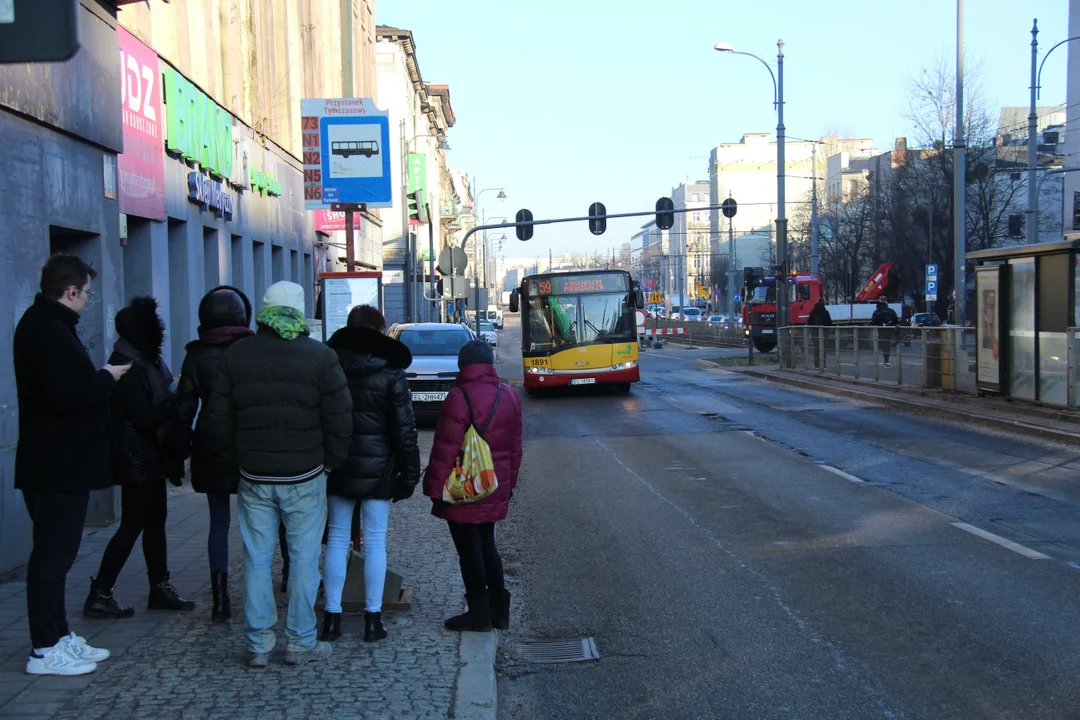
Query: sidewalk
0 450 490 719
714 361 1080 446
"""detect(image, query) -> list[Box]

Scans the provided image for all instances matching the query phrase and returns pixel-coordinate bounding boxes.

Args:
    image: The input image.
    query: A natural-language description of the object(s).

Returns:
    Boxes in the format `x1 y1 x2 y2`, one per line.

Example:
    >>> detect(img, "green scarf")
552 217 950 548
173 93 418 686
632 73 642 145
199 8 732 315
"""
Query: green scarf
256 306 309 340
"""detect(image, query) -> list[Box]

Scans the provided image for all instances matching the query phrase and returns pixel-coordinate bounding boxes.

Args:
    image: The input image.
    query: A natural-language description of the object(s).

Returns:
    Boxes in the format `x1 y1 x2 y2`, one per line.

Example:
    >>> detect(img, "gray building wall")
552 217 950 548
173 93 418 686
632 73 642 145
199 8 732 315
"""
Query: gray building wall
0 2 126 572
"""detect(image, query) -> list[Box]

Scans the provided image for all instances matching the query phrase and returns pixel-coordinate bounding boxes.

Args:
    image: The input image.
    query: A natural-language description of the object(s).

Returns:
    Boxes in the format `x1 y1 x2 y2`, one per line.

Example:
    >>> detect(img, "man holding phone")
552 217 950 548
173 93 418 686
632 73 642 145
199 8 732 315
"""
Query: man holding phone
13 254 131 676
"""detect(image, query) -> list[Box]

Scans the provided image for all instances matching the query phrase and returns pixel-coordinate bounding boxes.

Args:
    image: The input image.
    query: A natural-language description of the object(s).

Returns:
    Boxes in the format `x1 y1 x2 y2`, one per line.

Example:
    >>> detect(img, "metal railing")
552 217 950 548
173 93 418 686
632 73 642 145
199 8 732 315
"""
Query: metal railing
778 325 978 395
647 320 747 347
1068 329 1079 409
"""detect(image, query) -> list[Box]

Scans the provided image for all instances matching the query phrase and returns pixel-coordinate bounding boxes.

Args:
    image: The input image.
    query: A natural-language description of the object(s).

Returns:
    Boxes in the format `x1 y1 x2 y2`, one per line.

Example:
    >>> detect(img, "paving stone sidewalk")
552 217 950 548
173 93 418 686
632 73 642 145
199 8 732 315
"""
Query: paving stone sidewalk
0 437 472 719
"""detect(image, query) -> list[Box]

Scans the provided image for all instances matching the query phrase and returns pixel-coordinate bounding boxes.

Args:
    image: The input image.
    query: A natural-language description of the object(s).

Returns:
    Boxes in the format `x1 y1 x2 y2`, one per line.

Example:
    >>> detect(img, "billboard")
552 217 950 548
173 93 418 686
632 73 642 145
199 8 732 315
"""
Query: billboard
117 28 165 220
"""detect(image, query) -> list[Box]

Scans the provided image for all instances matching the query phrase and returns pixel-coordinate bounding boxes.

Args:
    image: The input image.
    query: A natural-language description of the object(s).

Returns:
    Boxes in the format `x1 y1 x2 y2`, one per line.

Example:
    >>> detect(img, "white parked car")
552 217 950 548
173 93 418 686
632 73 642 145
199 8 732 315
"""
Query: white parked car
477 321 498 347
387 323 474 421
681 308 703 322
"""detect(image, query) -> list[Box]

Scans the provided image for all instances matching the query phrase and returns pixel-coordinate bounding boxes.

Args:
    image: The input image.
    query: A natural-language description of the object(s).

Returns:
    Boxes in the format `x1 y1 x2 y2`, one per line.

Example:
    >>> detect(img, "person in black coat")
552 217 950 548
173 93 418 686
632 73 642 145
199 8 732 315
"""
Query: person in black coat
14 254 131 675
84 297 195 620
872 300 900 368
320 305 421 643
173 286 254 622
806 298 833 369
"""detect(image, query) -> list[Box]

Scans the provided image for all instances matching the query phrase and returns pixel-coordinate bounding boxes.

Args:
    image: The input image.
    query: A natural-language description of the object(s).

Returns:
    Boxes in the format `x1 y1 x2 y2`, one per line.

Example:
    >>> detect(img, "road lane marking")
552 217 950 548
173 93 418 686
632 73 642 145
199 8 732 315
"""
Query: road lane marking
819 465 865 484
950 523 1050 560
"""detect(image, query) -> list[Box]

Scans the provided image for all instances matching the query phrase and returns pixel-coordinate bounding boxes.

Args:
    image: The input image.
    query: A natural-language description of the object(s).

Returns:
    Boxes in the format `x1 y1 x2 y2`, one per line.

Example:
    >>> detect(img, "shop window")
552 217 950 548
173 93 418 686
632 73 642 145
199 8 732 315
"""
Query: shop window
204 227 221 293
271 245 284 284
253 241 267 313
167 219 191 370
230 234 243 292
122 217 153 301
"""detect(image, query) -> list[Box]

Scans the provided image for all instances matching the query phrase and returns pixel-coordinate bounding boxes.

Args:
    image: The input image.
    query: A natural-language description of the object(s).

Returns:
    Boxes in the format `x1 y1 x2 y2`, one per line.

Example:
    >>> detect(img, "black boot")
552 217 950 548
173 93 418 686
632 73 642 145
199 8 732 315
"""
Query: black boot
490 588 511 631
320 612 341 642
364 612 387 643
148 574 195 611
444 592 492 632
210 570 231 623
83 578 135 619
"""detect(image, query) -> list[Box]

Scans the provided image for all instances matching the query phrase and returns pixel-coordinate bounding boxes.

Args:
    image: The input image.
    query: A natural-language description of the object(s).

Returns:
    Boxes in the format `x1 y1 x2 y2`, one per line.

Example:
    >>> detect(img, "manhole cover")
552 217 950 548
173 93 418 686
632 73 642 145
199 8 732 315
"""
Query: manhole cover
511 638 600 664
381 614 412 630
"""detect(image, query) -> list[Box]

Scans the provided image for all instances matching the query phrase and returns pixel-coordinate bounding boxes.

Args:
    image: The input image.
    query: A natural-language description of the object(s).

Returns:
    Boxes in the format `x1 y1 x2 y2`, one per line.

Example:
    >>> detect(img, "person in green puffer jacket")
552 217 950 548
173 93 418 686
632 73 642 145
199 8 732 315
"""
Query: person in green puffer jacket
203 281 352 667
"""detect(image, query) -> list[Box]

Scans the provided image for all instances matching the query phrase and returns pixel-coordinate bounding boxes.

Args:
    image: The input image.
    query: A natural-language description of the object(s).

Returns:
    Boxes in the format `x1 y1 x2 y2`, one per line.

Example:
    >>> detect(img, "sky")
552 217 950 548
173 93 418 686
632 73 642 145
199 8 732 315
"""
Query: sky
379 0 1071 261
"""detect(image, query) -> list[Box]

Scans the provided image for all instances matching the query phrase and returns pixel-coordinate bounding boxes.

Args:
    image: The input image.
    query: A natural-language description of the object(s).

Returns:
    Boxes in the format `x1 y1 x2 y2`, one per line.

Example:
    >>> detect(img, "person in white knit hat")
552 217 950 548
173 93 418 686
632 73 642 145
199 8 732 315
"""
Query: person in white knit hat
203 281 352 667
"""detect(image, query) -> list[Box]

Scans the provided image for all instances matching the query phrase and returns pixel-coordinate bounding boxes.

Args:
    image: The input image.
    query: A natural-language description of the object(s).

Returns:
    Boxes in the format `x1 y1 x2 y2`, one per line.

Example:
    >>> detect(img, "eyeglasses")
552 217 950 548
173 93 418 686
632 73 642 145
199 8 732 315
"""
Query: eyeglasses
75 287 100 308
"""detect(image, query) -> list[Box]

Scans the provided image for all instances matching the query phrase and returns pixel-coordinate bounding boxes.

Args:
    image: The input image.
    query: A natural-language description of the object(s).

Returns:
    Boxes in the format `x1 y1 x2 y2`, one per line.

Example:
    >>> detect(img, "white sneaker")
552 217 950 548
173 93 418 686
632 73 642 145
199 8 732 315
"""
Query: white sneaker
26 643 97 676
60 632 110 662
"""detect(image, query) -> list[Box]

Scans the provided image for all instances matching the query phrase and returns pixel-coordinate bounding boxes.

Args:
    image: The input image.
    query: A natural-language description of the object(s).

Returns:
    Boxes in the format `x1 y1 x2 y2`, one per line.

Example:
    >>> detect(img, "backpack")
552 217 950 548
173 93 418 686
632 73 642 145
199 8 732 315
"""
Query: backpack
442 385 501 505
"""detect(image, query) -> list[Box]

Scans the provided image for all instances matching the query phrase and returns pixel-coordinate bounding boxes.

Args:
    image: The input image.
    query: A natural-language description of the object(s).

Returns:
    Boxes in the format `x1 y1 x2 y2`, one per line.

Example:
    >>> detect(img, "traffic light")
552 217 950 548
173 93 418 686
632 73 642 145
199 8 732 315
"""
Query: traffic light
655 197 675 230
1008 213 1023 238
516 208 534 241
407 191 428 224
588 202 607 235
744 266 764 290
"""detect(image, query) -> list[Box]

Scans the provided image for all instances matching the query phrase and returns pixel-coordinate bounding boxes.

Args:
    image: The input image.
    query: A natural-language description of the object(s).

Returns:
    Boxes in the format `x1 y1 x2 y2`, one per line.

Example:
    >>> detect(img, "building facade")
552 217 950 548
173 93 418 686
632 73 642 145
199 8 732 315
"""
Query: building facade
671 181 711 304
1068 0 1080 232
0 0 378 573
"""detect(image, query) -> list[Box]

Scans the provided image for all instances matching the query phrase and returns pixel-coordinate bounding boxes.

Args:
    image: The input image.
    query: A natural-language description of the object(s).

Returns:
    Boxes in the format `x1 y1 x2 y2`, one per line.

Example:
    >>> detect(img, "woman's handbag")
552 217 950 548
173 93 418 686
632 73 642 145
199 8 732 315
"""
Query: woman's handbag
442 386 501 505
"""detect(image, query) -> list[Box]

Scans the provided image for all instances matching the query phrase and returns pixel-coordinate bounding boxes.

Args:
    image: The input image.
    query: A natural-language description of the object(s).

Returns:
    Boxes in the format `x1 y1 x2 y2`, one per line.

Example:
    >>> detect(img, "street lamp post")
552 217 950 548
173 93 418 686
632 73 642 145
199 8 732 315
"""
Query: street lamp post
1027 21 1080 246
716 39 787 329
467 183 506 333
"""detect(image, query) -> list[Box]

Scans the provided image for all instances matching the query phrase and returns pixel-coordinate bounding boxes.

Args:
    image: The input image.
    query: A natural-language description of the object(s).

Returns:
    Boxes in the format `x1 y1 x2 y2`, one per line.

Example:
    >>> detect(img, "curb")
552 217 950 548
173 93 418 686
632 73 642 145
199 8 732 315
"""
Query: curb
718 364 1080 447
454 629 498 719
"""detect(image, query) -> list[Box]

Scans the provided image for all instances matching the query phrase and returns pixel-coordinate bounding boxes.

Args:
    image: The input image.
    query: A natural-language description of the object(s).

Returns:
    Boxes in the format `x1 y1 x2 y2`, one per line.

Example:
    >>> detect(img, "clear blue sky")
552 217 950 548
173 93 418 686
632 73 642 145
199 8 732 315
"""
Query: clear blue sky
379 0 1070 259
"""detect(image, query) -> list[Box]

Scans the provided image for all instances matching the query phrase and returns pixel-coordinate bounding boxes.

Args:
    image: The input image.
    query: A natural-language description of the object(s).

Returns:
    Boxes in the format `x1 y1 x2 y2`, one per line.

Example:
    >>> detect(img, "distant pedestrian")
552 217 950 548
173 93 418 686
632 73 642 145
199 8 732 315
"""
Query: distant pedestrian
424 341 522 632
203 281 352 667
14 254 131 676
173 286 254 623
322 306 421 643
84 297 194 620
872 300 899 368
806 298 832 369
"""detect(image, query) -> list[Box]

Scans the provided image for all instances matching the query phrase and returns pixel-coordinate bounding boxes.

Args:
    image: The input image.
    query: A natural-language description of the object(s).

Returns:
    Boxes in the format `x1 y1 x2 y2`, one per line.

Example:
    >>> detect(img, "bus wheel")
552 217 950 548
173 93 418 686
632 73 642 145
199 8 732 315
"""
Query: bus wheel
616 383 632 394
525 387 540 397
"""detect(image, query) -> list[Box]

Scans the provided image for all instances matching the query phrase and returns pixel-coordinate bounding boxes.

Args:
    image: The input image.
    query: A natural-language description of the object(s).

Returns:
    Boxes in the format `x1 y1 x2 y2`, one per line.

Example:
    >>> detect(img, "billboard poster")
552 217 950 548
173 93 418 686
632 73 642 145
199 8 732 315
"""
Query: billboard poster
319 272 382 341
118 28 166 220
976 266 1001 391
315 210 347 233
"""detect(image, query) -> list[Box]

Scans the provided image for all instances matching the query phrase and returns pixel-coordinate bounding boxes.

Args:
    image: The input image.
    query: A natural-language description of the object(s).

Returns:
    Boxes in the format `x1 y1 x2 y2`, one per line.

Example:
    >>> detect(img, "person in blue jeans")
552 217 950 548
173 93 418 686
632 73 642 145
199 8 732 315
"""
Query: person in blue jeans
322 306 420 642
203 282 352 667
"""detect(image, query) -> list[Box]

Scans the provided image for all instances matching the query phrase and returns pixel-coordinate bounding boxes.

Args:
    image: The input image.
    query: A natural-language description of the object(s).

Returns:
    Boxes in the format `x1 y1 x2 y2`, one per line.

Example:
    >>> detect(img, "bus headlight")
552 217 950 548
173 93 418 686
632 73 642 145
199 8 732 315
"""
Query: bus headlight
527 366 553 375
613 360 638 371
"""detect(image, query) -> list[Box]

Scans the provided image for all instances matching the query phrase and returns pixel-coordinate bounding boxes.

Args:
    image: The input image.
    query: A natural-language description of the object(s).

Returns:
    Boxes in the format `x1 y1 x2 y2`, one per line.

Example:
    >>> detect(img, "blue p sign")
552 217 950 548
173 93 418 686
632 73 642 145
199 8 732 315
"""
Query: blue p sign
926 264 938 277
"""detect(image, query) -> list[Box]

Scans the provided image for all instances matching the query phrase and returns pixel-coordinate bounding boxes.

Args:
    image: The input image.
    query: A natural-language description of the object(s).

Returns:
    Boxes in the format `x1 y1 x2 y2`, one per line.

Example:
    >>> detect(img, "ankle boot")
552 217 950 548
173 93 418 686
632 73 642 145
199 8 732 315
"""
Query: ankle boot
320 612 341 642
490 588 511 631
364 612 387 643
148 574 195 611
444 592 492 632
210 570 231 622
83 578 135 619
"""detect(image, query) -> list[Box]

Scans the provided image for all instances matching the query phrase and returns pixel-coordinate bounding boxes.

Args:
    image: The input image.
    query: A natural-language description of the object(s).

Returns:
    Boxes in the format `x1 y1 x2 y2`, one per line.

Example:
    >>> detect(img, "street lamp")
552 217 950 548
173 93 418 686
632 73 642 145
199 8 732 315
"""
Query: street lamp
467 184 507 332
1027 20 1080 245
715 39 788 330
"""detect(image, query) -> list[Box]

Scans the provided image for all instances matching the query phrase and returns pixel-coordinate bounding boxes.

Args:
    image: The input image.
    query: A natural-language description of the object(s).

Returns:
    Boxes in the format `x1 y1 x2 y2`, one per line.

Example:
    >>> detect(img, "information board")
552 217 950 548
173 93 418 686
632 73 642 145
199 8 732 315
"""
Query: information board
320 272 382 341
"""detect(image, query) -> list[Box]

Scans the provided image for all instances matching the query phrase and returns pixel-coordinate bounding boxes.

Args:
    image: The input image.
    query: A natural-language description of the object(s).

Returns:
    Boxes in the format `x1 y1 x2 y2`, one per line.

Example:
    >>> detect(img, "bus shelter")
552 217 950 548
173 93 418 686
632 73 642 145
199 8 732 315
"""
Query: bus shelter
966 238 1080 407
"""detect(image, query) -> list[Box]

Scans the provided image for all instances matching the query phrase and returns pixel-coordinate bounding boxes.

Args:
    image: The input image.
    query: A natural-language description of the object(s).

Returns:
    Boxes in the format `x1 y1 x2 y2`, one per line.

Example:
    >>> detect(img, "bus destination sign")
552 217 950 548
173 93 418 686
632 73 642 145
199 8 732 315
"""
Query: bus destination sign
529 272 628 296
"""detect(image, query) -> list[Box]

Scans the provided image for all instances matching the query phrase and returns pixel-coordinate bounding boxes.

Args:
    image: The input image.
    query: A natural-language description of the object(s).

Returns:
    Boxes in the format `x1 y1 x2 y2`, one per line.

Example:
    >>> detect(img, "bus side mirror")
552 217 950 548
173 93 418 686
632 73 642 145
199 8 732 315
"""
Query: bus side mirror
635 289 645 309
509 290 519 313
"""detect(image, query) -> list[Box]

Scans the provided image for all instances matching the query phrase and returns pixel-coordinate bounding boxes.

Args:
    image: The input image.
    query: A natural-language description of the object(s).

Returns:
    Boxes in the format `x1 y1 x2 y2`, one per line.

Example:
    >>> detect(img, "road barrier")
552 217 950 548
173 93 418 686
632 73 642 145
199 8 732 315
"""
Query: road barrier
643 320 747 348
777 325 978 395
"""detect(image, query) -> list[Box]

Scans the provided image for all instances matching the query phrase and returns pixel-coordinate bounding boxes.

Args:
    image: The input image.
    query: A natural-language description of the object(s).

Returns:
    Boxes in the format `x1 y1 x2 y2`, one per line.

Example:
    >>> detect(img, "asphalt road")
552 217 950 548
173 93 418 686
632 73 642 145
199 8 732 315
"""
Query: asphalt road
493 315 1080 720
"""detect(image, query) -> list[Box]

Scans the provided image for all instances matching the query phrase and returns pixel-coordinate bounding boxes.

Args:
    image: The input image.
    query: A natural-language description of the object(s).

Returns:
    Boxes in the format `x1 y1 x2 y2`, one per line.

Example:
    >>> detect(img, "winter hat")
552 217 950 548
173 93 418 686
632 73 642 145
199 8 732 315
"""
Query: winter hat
199 285 251 330
458 339 495 369
263 281 305 315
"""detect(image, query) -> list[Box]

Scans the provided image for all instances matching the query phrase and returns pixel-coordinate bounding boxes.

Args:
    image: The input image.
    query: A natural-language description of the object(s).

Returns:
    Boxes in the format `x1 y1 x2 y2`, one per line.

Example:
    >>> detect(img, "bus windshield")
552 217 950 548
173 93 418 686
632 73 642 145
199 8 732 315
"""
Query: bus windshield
525 292 632 351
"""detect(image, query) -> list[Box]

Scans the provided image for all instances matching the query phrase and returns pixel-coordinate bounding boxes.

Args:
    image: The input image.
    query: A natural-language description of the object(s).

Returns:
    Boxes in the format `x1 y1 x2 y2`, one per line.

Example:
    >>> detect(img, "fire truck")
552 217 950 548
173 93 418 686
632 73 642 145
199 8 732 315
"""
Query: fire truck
742 263 903 353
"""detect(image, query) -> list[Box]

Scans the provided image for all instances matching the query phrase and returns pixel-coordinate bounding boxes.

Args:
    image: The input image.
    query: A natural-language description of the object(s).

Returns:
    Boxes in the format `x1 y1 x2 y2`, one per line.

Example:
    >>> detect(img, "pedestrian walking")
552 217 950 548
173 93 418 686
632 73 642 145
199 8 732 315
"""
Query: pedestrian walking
203 281 352 667
14 254 131 676
806 298 832 369
424 340 522 632
322 306 421 643
872 300 899 368
173 286 254 622
83 297 194 619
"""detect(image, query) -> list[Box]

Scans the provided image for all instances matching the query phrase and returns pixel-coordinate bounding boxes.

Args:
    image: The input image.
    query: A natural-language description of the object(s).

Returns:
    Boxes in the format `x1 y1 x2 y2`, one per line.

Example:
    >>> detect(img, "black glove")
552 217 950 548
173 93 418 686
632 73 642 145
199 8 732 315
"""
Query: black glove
168 474 183 488
432 498 449 510
392 485 415 503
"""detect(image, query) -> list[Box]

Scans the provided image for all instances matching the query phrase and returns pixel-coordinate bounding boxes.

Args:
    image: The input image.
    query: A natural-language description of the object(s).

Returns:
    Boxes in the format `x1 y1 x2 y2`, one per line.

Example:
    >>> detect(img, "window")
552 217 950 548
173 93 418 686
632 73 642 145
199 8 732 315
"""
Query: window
398 328 472 356
692 193 700 202
692 212 701 223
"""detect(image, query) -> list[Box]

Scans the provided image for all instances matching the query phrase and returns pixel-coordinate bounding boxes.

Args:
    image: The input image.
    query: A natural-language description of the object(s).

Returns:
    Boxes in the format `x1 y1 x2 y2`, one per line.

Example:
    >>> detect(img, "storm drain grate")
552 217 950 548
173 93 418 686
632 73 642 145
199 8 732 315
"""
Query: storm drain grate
511 637 601 664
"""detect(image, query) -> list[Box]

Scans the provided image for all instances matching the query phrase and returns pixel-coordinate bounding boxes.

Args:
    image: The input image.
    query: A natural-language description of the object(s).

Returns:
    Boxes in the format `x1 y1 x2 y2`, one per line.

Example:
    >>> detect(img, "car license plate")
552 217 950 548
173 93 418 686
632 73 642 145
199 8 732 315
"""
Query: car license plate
762 328 775 334
570 378 596 386
412 392 447 402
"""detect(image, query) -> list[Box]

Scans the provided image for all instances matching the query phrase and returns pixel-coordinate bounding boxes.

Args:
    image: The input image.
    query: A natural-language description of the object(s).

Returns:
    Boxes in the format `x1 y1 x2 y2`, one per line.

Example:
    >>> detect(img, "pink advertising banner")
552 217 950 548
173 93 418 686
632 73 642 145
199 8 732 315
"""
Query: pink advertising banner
315 210 347 233
118 28 166 220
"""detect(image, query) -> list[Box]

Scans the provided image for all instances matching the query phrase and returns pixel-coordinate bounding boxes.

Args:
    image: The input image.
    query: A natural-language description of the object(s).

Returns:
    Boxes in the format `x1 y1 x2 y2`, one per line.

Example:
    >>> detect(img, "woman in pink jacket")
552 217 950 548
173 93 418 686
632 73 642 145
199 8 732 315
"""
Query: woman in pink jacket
424 340 522 632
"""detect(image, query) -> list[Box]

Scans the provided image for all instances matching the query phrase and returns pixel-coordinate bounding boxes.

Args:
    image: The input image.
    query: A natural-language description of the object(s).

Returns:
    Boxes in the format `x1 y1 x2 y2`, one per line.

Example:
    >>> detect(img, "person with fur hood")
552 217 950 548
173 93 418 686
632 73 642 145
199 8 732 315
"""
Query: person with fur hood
173 286 254 622
84 297 194 619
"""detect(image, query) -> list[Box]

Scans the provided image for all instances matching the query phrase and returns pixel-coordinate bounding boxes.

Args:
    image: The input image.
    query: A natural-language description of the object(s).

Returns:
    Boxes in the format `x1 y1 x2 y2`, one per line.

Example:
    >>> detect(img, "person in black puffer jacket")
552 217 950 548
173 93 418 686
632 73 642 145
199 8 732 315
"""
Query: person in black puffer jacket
84 297 194 620
173 286 254 622
320 305 420 643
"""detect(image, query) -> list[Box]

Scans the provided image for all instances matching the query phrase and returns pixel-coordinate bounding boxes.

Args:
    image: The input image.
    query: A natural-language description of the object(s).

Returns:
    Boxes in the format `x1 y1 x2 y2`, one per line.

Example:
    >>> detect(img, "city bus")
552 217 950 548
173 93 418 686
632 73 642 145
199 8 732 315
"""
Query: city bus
508 269 645 394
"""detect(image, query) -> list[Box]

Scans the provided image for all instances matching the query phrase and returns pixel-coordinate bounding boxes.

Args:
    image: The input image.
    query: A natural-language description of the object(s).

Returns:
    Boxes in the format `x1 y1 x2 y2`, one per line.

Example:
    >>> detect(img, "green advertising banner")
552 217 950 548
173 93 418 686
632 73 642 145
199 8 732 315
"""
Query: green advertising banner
407 153 427 198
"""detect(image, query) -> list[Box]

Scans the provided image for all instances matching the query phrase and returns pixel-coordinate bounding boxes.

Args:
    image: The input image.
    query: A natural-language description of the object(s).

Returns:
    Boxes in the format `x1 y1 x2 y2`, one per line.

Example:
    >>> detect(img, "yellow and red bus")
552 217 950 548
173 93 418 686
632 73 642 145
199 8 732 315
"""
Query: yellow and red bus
509 269 644 394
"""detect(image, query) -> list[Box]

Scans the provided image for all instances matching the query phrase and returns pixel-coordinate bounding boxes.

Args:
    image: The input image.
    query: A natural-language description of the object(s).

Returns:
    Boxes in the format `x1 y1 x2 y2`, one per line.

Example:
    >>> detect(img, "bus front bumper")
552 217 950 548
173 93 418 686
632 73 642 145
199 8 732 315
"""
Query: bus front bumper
523 363 640 388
